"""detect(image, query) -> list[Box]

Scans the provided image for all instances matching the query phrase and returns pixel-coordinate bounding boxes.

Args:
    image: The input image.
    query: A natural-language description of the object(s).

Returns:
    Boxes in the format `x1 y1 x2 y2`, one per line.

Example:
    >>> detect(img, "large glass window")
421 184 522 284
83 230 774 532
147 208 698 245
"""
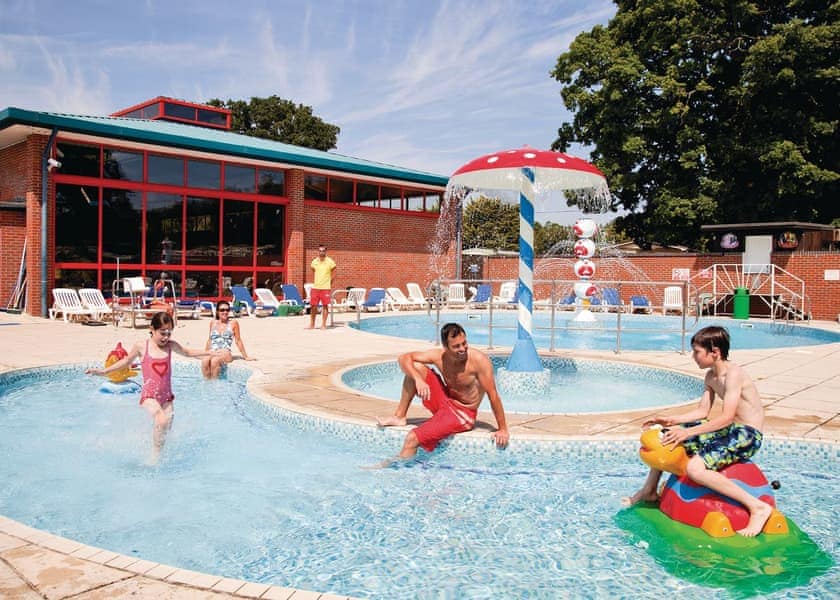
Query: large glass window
224 164 256 193
304 174 327 200
148 154 184 186
146 193 183 265
103 148 143 181
381 186 402 210
259 168 285 196
56 143 100 178
185 271 219 296
223 200 254 266
257 203 285 266
54 268 98 290
55 184 98 262
102 188 142 264
186 196 219 265
357 182 378 207
142 103 160 119
164 101 195 120
406 191 425 211
198 108 226 127
188 159 220 189
329 178 354 204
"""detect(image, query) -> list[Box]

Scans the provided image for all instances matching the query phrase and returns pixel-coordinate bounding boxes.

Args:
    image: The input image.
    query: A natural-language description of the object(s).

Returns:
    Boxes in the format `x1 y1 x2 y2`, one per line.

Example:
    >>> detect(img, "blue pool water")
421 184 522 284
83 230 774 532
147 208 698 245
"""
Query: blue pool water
0 366 837 599
342 357 705 413
350 313 840 351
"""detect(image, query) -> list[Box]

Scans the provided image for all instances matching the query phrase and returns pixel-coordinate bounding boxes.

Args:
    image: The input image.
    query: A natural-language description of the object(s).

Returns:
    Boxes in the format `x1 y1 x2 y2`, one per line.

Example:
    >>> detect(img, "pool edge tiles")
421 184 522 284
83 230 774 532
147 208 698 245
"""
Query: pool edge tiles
334 356 706 415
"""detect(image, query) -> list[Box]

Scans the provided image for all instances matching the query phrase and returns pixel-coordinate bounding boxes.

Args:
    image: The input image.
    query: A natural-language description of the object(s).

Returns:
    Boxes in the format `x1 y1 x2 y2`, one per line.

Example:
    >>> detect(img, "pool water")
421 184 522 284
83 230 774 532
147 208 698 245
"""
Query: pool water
1 366 837 599
351 313 840 351
342 357 706 413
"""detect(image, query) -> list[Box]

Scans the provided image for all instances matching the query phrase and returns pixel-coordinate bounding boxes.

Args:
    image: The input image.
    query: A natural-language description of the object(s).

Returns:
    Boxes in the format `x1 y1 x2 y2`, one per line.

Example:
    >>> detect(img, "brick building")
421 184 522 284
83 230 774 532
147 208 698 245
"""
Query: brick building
0 98 448 317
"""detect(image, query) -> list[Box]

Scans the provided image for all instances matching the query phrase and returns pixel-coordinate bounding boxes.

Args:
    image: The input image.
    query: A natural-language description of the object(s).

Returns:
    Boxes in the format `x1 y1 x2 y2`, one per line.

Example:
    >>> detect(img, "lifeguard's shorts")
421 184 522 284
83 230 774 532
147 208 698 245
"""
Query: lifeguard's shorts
681 420 763 471
413 370 477 452
310 288 331 307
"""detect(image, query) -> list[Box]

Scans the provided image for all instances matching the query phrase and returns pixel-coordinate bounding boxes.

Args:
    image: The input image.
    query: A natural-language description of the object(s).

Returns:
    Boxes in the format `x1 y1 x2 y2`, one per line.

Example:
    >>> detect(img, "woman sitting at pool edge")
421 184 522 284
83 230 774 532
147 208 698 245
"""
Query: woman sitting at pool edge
202 300 254 379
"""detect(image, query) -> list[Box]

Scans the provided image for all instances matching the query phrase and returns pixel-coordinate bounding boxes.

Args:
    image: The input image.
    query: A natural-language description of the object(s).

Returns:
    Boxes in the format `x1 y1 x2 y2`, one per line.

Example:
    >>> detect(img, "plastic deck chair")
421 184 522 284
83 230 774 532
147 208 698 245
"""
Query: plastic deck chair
386 287 419 310
467 283 493 308
362 288 391 312
663 286 684 315
601 288 622 312
406 283 429 308
49 288 97 322
446 283 466 308
231 285 273 317
78 288 114 321
629 295 652 314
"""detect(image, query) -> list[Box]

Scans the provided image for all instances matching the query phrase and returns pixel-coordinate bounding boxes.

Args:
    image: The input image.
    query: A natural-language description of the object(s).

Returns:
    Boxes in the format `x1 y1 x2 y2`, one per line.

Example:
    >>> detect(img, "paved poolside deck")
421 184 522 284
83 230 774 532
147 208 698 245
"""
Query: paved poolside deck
1 309 838 599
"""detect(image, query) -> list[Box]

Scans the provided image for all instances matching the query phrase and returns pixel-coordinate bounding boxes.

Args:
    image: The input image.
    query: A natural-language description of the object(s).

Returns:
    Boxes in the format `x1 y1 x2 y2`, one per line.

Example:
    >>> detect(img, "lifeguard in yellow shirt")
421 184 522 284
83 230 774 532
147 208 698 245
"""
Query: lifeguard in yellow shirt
309 245 336 329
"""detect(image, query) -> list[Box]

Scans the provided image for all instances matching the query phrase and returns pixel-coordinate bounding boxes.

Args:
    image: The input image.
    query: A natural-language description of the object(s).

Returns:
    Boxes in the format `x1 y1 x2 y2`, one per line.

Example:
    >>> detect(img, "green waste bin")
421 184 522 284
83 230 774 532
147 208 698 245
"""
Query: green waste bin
733 287 749 320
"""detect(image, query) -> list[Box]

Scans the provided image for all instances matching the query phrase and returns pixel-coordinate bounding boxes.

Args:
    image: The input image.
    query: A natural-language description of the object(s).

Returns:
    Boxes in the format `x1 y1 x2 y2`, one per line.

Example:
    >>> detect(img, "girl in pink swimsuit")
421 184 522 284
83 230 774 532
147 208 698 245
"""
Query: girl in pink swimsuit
87 312 208 462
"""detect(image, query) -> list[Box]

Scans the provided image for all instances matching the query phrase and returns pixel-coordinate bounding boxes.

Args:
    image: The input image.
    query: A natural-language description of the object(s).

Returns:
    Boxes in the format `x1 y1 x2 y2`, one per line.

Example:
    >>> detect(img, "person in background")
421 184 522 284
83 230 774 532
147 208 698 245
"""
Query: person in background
201 300 254 378
309 244 336 330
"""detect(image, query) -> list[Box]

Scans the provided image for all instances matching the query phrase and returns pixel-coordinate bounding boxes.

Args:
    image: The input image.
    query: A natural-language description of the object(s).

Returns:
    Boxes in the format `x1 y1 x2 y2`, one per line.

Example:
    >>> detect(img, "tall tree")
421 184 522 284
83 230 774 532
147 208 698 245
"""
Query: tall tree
207 96 340 151
462 196 519 251
551 1 839 248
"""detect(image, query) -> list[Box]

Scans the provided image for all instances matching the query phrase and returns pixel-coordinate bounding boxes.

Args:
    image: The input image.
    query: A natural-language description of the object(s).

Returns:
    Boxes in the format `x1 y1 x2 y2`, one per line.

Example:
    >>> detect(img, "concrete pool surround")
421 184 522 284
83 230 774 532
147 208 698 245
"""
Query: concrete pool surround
0 310 838 598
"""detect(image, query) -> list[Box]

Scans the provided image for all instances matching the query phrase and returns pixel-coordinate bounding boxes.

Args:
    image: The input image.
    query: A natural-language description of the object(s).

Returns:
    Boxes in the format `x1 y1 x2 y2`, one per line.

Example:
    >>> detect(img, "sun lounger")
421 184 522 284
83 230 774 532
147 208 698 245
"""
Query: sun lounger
629 295 653 314
446 283 466 308
386 287 421 310
78 288 115 321
405 283 429 309
231 285 273 317
362 288 393 312
466 283 493 308
49 288 98 322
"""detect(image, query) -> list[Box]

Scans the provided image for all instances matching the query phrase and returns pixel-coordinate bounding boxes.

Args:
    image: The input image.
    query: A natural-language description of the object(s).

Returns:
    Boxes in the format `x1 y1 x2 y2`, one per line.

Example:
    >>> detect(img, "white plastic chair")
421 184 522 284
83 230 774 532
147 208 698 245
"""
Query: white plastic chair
406 283 428 308
446 283 466 308
386 287 419 310
49 288 97 322
78 288 114 321
663 286 684 315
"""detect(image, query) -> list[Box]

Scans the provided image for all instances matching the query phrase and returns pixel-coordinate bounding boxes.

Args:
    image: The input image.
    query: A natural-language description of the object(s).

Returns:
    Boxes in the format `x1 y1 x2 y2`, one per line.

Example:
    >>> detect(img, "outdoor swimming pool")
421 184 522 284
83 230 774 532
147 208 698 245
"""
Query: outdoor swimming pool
1 365 837 598
341 357 705 413
350 313 840 351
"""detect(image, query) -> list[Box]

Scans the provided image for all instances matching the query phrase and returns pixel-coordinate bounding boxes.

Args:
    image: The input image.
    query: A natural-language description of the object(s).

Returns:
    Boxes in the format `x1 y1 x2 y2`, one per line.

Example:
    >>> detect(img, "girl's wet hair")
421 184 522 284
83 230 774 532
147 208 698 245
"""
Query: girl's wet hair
217 300 231 311
690 325 730 359
440 322 466 346
150 311 174 331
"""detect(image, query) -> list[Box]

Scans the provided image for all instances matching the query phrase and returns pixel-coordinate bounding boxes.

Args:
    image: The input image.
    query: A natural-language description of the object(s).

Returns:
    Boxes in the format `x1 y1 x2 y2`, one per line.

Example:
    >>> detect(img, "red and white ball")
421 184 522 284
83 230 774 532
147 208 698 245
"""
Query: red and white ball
573 238 596 258
574 259 596 279
573 218 598 239
573 281 598 299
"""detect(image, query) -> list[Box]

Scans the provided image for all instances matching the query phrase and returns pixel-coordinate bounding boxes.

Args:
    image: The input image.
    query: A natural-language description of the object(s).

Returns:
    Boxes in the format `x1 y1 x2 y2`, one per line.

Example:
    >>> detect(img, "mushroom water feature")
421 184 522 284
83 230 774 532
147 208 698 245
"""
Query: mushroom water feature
448 148 610 391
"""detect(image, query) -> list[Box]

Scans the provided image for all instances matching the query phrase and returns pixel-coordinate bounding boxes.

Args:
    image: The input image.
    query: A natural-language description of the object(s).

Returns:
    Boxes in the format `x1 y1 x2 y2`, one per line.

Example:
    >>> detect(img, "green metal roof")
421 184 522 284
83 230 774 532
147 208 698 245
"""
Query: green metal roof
0 106 448 187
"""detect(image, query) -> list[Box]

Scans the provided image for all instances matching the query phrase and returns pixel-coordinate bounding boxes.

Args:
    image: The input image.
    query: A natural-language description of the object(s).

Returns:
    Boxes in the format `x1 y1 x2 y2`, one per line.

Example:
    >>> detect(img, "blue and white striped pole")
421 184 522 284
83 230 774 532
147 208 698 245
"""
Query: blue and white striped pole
506 167 543 372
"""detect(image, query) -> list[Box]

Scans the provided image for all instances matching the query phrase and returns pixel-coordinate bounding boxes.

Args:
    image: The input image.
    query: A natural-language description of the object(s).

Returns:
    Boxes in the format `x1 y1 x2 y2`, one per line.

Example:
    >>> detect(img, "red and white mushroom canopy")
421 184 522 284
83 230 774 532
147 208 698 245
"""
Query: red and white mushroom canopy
449 147 610 212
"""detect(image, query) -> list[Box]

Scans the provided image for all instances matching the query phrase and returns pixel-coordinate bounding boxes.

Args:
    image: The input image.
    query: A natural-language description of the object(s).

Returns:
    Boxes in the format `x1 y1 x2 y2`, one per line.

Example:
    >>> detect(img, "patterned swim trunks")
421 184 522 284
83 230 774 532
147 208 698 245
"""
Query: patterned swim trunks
681 420 763 471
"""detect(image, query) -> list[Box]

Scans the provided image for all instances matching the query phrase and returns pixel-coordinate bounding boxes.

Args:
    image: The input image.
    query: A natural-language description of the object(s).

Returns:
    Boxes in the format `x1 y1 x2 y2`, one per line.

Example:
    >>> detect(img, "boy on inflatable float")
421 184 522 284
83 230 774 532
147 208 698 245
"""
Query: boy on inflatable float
623 326 777 537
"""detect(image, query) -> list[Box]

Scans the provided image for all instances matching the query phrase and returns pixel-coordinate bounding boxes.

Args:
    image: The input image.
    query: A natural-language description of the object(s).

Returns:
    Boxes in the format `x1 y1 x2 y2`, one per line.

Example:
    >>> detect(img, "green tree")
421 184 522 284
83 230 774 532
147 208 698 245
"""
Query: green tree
535 221 574 255
551 1 839 248
207 95 340 151
462 196 519 251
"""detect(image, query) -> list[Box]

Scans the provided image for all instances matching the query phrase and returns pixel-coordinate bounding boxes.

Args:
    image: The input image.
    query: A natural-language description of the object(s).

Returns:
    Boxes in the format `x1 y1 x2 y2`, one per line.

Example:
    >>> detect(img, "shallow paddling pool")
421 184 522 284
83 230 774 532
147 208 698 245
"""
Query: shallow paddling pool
1 365 837 598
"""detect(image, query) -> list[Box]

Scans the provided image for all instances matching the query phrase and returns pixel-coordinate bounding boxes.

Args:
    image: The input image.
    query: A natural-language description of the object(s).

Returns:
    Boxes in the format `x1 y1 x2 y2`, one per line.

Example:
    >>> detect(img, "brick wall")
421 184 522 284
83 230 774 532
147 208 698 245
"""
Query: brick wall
294 203 446 291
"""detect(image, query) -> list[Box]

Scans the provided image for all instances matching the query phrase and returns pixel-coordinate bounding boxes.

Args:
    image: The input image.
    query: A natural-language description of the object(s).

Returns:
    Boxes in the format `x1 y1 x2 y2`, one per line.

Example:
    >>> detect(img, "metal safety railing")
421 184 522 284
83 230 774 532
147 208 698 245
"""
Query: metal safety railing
422 278 703 354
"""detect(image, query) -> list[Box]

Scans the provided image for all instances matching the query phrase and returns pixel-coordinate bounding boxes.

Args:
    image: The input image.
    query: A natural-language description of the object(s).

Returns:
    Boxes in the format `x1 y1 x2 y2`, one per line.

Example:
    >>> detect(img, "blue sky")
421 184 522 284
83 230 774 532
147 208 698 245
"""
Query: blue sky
1 0 617 222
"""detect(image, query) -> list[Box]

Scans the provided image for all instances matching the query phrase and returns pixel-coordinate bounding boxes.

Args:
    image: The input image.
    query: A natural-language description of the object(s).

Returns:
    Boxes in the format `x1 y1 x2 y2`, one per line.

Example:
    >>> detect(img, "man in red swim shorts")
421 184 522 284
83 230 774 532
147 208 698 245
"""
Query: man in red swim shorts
377 322 509 460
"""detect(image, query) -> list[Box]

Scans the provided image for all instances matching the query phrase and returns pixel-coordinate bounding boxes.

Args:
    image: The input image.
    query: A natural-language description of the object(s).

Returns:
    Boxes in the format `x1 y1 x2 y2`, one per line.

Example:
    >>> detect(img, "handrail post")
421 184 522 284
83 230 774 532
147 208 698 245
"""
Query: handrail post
615 281 622 353
487 284 494 349
549 279 557 352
